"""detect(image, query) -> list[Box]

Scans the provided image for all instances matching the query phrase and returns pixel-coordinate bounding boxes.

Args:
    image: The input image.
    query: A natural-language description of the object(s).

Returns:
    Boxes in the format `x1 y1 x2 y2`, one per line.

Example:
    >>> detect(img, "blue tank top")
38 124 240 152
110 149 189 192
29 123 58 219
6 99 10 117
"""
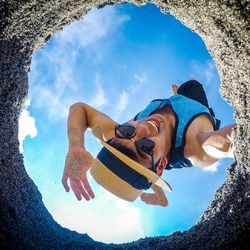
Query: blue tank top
133 94 220 169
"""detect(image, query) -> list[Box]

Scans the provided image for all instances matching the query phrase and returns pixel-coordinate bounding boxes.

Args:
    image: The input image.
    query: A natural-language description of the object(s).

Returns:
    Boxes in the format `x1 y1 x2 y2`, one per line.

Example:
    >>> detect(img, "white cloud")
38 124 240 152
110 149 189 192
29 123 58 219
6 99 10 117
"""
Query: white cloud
190 60 217 86
30 43 81 121
56 6 130 49
31 85 72 120
18 99 38 153
131 73 148 93
118 90 129 112
134 73 147 83
111 73 149 120
202 161 219 173
89 83 108 108
89 74 108 108
49 187 144 243
30 5 130 122
112 90 129 119
31 72 108 121
203 61 216 83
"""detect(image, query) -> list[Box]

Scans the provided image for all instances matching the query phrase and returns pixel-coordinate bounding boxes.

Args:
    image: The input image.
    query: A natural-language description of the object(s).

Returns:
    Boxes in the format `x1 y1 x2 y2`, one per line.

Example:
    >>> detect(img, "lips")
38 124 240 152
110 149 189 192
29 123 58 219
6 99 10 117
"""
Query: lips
147 117 161 133
150 117 161 130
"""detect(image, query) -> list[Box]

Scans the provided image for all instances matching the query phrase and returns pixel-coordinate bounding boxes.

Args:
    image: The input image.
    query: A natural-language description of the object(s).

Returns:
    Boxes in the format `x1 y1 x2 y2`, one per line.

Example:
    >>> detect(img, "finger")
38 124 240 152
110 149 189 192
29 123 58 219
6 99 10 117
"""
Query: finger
140 193 147 201
163 196 169 207
141 193 157 205
158 198 168 207
78 182 90 201
62 173 70 192
172 84 178 91
81 177 95 199
70 179 82 201
140 193 149 200
161 199 169 207
140 193 152 203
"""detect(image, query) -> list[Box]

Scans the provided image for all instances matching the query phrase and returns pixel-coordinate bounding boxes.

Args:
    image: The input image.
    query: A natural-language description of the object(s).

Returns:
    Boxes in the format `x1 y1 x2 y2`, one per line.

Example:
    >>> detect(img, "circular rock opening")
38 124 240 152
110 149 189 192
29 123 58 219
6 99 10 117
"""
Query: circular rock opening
0 1 249 249
23 3 236 244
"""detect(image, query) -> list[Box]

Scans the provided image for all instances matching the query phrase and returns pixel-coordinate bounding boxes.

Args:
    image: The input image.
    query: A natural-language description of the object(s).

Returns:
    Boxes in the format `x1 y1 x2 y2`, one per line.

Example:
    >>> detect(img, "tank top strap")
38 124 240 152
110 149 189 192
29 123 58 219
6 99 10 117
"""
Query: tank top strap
134 99 170 121
168 94 218 148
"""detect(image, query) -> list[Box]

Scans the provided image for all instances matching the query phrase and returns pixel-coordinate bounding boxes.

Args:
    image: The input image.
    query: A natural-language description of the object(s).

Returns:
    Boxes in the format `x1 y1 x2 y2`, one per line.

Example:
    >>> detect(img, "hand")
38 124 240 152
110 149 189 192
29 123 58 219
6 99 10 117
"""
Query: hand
140 184 168 207
171 84 179 95
140 193 168 207
62 146 95 201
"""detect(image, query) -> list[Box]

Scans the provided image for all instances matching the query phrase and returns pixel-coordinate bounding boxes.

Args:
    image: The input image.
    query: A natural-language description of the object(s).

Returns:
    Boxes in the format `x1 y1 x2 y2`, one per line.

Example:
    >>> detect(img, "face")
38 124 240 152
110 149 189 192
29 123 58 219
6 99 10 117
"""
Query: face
111 113 169 172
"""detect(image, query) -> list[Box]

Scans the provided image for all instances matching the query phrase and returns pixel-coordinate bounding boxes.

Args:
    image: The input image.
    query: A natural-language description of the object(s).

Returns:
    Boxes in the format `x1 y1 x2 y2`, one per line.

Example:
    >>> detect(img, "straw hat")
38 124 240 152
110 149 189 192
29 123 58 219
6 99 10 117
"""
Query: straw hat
90 140 172 202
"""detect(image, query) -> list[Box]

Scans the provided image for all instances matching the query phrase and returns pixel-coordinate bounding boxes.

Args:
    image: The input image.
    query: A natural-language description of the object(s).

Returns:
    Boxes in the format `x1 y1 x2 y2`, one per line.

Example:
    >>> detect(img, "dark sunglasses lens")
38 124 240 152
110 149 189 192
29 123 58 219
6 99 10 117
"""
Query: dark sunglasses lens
117 123 136 138
136 138 155 154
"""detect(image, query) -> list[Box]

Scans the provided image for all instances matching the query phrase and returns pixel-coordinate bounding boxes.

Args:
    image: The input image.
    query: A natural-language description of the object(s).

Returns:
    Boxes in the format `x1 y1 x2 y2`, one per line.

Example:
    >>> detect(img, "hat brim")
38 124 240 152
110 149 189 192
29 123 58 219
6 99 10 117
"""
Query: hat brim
100 141 173 192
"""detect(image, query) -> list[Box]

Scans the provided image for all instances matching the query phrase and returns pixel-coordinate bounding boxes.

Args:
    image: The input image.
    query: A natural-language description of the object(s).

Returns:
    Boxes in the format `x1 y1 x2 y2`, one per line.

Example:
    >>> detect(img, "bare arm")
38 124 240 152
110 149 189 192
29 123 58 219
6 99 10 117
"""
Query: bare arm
67 102 117 147
62 102 117 201
199 123 236 159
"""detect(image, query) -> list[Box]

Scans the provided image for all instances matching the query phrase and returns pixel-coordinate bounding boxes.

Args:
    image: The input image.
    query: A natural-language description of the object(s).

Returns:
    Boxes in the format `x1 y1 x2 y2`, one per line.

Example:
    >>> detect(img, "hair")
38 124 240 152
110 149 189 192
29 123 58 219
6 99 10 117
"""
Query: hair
106 138 139 162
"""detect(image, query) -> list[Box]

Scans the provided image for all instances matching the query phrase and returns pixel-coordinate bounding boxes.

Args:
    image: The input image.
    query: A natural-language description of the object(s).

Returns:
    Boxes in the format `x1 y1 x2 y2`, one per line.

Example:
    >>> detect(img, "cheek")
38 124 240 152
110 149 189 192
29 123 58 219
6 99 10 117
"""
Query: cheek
154 139 166 155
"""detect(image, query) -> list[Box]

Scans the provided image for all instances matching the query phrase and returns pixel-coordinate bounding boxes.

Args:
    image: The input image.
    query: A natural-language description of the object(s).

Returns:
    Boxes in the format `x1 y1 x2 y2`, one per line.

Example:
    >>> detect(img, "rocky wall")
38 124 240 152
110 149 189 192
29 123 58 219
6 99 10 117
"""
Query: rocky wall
0 0 249 249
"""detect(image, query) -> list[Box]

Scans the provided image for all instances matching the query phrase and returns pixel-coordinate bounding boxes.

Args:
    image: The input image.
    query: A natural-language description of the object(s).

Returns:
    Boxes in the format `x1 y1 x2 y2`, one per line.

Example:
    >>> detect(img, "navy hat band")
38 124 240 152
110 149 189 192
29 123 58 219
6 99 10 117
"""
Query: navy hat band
97 147 151 190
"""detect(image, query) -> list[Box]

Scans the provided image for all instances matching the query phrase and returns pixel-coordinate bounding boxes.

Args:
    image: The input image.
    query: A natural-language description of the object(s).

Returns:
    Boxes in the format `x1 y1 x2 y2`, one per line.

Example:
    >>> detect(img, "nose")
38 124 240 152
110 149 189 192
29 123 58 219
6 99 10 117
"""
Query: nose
134 123 151 140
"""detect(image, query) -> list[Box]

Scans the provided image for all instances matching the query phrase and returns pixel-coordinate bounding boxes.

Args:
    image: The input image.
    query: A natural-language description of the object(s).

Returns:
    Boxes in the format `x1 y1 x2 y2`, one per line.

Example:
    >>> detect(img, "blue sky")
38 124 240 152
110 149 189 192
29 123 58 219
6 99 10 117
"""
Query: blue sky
19 3 235 244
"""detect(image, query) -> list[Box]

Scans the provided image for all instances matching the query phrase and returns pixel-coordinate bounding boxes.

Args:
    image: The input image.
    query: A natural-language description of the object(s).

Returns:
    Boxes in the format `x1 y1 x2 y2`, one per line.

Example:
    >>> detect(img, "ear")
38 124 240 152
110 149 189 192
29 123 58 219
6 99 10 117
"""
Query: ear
156 156 168 176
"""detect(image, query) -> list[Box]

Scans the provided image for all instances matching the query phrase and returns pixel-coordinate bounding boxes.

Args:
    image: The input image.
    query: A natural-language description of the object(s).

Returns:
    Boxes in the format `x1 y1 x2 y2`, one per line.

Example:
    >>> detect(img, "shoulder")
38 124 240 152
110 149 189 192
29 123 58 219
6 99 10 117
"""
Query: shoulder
184 114 218 167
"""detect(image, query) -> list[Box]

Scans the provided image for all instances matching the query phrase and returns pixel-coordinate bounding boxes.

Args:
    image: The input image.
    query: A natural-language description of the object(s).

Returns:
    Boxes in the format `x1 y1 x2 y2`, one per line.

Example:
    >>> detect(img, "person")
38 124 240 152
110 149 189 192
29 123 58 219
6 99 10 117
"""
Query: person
62 80 235 207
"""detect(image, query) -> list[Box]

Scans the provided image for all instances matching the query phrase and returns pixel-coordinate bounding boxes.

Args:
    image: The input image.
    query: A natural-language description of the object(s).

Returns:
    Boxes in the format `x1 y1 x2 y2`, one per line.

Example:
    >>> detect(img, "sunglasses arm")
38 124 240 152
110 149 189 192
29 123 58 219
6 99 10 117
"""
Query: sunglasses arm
149 153 155 172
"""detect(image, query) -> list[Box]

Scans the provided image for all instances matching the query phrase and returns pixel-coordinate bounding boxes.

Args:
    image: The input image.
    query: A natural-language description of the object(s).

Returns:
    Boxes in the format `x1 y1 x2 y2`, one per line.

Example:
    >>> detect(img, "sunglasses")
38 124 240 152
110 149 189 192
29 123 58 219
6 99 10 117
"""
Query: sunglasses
115 123 156 172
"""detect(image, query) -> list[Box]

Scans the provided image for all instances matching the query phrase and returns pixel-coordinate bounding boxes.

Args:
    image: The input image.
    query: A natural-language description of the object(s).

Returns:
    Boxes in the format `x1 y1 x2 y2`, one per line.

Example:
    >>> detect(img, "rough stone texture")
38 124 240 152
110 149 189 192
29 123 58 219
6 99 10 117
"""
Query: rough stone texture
0 0 249 249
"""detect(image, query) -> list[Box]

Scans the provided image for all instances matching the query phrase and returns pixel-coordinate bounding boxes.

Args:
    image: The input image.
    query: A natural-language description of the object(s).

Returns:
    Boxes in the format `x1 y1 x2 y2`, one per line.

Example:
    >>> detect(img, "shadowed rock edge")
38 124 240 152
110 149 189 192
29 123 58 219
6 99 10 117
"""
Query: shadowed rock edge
0 0 249 249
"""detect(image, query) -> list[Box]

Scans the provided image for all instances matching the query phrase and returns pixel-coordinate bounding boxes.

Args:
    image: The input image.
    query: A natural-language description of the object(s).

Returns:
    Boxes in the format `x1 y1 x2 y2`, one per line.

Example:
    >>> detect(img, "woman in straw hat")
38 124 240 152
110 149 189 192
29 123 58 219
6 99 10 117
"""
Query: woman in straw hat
62 80 235 206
